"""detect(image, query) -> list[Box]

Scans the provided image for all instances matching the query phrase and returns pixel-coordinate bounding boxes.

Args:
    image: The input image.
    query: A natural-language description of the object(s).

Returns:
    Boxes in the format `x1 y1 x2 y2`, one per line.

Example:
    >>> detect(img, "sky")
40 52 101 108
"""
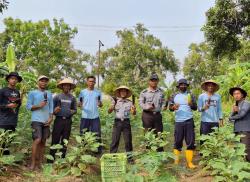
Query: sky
0 0 215 82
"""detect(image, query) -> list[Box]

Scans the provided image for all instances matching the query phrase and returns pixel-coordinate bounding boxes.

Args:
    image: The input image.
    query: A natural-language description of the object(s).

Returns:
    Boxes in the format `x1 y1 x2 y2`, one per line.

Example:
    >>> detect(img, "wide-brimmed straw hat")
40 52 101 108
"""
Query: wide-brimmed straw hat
229 87 247 98
114 86 132 98
57 78 76 89
201 80 220 92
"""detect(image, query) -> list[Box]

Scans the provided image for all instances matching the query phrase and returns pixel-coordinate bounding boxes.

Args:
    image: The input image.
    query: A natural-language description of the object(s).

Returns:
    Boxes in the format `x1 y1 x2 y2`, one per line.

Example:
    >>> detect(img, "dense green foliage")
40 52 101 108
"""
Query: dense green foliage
183 42 224 88
0 0 8 13
200 124 250 182
99 24 179 95
45 132 101 178
215 61 250 101
183 0 250 96
0 130 21 173
0 18 90 83
202 0 250 57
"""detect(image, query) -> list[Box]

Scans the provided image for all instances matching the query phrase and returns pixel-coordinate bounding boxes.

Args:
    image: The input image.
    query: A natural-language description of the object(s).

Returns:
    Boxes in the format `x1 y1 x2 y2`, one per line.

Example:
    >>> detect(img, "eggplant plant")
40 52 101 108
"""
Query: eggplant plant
199 124 250 182
45 132 101 178
0 129 21 173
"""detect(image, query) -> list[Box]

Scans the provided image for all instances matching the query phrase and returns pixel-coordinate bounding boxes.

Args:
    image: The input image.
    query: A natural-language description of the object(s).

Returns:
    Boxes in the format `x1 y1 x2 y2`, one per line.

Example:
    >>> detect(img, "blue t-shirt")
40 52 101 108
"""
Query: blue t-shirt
198 93 223 123
78 88 102 119
171 92 195 122
26 90 53 123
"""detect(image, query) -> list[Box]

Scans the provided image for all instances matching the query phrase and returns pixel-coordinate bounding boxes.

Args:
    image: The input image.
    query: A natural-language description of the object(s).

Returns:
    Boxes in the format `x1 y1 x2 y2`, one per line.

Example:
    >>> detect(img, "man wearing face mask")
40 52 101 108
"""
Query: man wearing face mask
169 78 197 169
139 73 166 151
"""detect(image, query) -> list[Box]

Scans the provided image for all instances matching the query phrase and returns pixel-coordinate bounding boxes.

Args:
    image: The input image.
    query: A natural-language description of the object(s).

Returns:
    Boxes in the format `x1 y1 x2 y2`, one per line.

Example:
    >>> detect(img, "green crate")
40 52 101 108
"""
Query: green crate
100 153 127 182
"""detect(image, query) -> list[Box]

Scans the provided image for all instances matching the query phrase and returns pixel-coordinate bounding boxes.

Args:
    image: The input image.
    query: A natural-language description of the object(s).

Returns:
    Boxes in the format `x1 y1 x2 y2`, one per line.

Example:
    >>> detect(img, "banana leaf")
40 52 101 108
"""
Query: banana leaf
5 44 16 72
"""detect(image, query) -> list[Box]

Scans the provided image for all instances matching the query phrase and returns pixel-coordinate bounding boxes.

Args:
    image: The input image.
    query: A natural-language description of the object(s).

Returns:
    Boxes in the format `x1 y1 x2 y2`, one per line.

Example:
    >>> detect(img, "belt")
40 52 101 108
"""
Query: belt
115 118 130 122
143 110 160 115
56 116 71 120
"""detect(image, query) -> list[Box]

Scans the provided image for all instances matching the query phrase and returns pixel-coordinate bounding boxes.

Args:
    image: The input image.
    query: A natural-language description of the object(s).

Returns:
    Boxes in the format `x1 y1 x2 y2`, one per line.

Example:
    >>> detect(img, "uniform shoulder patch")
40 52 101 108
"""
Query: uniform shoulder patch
126 99 132 103
158 87 163 91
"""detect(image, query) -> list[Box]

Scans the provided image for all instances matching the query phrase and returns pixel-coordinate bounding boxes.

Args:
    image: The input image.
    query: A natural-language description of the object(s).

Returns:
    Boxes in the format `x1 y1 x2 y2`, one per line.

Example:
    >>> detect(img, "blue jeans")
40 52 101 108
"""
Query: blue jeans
80 117 102 153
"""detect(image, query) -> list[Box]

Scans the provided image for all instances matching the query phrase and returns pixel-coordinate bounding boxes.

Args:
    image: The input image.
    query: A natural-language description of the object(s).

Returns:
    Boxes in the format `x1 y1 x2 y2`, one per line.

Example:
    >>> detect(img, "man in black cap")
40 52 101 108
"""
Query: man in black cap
229 87 250 162
169 78 197 169
0 72 22 155
139 73 166 151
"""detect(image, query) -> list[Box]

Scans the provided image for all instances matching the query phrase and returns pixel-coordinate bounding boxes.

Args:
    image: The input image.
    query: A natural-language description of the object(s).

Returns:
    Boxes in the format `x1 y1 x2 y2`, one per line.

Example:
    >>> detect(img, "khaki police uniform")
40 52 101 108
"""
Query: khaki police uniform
139 88 165 132
110 98 133 153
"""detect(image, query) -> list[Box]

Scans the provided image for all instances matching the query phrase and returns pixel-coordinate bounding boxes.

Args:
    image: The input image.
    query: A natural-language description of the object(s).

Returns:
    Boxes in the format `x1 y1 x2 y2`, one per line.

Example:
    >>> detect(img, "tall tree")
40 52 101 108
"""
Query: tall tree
0 17 90 82
95 24 179 94
183 42 226 88
0 0 8 13
202 0 250 58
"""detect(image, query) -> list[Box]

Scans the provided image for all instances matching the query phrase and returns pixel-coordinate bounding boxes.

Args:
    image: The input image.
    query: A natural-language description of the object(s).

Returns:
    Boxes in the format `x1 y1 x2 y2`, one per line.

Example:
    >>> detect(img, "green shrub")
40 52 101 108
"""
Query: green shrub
0 129 22 173
199 124 250 182
127 129 175 181
45 132 101 178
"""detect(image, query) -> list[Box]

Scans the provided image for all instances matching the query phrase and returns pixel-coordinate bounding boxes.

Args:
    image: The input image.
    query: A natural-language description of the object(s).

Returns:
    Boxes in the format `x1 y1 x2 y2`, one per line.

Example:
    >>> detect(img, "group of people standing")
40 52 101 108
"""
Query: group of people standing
0 72 249 170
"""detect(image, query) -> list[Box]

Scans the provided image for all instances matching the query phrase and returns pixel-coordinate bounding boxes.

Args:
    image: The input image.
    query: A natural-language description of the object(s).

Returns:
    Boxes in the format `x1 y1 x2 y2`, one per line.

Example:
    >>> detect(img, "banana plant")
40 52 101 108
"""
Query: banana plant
0 44 17 71
0 44 17 88
5 44 16 72
0 67 8 88
0 44 37 96
215 59 250 101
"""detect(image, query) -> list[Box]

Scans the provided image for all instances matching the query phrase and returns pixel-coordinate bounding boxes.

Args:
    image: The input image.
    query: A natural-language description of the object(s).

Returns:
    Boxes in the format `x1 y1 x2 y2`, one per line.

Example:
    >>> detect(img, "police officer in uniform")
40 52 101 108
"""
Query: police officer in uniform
139 73 166 151
108 86 136 159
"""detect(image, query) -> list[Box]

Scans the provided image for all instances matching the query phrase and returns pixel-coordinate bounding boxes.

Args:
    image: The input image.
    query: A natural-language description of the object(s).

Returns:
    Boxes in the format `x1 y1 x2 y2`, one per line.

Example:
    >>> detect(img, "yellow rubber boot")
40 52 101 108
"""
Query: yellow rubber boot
173 149 181 165
185 150 196 169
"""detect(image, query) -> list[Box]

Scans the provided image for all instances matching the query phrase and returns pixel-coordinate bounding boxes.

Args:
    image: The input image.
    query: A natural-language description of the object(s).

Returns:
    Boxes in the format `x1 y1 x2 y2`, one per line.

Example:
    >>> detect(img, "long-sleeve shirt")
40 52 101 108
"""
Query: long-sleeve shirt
229 100 250 132
139 88 165 112
53 93 77 118
0 87 21 126
198 93 223 123
169 91 197 122
26 90 53 123
78 88 102 119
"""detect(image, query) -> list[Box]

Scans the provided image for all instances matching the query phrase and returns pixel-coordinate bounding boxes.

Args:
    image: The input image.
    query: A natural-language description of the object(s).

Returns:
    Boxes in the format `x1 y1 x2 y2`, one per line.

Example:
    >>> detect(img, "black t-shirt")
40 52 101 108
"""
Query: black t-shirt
0 87 21 126
53 93 77 118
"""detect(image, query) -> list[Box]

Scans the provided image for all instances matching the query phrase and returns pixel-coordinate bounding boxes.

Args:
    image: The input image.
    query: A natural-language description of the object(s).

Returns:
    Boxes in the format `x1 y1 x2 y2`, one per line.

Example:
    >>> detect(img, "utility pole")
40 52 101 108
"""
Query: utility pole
98 40 104 88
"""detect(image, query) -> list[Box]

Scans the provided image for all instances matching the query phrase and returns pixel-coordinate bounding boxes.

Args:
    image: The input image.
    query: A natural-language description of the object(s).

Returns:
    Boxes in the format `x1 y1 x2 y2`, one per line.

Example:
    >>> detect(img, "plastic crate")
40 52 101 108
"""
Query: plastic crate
100 153 127 182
